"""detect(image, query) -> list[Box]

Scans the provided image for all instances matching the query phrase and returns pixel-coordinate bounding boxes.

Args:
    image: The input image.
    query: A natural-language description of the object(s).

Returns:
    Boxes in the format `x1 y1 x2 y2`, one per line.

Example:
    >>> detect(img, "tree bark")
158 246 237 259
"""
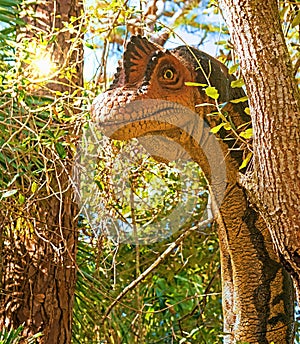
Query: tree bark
219 0 300 299
0 1 83 343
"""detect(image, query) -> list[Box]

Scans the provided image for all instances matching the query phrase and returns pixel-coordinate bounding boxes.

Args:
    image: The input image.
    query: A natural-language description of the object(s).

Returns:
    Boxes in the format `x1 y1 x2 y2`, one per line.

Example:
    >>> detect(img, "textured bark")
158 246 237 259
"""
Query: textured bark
219 0 300 300
92 36 294 343
0 1 83 343
1 188 78 343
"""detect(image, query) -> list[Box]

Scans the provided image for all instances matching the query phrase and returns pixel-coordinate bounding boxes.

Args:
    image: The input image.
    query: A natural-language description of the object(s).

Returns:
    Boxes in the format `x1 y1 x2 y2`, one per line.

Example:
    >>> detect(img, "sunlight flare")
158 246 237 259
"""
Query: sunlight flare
30 49 56 80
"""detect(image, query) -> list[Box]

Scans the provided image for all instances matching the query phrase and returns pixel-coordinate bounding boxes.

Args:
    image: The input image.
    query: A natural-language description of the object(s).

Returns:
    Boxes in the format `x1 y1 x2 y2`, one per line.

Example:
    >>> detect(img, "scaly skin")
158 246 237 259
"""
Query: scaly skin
92 35 294 343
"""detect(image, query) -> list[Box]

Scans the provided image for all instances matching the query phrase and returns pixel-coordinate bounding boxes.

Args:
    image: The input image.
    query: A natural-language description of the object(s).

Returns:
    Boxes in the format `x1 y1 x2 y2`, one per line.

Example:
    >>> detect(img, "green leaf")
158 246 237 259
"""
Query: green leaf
239 152 252 170
240 128 253 139
228 63 239 75
230 96 248 103
185 81 207 87
280 5 289 20
31 182 38 193
2 189 18 198
210 122 224 134
244 107 251 115
292 11 300 28
224 123 231 130
48 35 57 44
95 179 105 191
18 193 25 204
0 0 22 5
205 86 219 100
215 40 227 45
85 42 98 49
231 79 244 88
55 142 67 159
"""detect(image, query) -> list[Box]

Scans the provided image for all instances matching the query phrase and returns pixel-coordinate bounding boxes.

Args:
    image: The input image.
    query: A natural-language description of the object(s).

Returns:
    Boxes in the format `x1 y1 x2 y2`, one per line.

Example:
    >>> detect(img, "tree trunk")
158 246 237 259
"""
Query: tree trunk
219 0 300 300
0 1 83 343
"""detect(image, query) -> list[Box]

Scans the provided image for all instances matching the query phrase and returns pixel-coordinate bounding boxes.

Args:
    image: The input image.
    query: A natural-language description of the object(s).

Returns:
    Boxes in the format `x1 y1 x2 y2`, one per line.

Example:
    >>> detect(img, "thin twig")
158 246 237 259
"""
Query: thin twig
101 217 214 323
150 0 200 46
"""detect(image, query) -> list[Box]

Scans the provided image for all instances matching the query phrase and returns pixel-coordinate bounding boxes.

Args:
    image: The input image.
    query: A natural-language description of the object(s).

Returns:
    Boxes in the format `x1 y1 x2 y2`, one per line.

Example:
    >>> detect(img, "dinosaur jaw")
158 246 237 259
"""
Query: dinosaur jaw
91 93 204 161
92 92 202 140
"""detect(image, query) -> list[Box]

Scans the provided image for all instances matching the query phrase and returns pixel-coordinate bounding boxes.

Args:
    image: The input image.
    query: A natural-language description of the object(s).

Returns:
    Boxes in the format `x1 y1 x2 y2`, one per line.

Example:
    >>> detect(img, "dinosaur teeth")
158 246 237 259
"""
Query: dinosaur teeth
138 85 148 94
137 88 145 95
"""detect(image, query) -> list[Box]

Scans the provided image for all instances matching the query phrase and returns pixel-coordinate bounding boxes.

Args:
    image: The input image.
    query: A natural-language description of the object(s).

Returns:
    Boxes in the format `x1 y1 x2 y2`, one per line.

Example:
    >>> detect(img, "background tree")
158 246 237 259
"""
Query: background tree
0 0 84 342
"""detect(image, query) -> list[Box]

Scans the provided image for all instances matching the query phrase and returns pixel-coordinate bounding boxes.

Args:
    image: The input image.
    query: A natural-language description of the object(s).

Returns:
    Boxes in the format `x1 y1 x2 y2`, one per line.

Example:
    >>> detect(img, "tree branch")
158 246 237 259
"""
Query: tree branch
101 217 214 322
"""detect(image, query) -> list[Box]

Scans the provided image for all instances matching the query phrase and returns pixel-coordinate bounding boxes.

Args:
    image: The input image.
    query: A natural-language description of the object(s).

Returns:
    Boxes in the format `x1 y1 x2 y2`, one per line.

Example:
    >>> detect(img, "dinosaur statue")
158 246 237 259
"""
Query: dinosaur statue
92 35 294 343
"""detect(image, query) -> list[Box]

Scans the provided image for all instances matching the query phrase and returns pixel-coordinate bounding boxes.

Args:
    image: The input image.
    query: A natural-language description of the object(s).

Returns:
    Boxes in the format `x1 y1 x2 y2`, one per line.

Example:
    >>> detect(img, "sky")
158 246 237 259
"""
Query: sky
84 0 227 81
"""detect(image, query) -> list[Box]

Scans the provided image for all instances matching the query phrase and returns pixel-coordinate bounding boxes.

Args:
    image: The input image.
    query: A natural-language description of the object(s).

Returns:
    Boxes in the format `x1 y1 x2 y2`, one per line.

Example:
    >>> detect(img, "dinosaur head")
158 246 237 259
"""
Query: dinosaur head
91 35 247 162
92 35 200 139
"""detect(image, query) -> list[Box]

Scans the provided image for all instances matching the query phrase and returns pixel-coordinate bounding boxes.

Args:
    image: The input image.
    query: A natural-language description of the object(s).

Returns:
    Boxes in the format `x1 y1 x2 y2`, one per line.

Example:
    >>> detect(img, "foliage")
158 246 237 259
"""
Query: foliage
0 326 42 344
280 0 300 85
0 51 79 222
0 0 85 222
73 228 222 343
0 0 23 26
0 0 23 65
74 121 223 342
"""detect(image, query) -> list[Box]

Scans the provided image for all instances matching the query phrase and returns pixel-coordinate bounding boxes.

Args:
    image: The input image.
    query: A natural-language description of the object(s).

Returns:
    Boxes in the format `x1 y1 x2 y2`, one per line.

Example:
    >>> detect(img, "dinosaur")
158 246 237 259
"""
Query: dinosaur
92 35 294 343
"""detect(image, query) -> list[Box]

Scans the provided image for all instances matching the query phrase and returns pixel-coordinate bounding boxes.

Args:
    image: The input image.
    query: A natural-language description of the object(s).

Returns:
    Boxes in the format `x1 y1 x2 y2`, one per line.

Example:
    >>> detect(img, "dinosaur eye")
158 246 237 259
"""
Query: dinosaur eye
158 65 181 89
163 68 175 80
